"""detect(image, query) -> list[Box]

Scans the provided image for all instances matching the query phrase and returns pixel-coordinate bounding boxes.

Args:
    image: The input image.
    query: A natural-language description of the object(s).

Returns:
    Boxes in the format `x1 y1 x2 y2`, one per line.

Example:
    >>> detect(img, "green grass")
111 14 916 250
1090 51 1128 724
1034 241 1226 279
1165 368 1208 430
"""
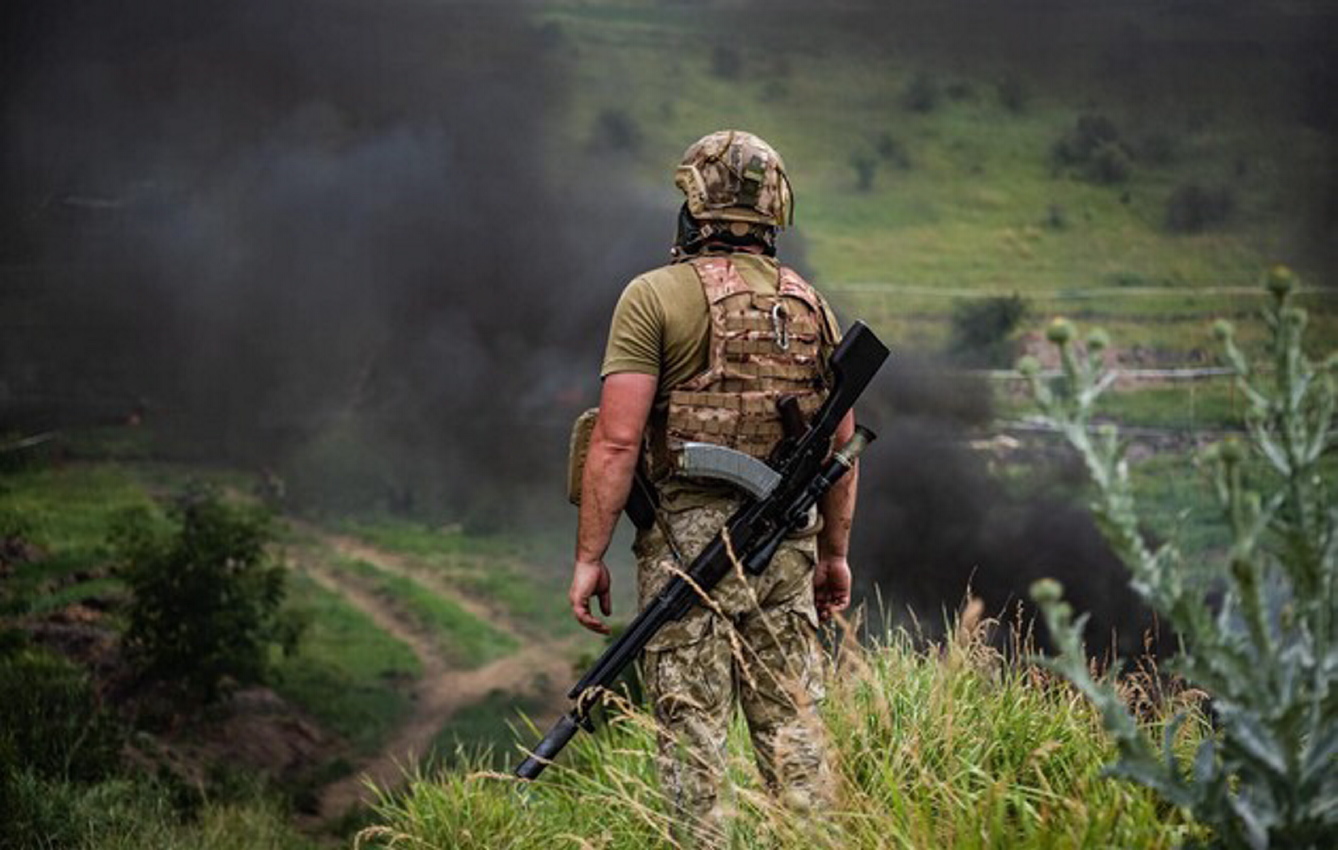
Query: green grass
337 557 520 667
539 0 1336 378
335 514 513 560
364 621 1207 849
271 572 419 754
0 463 160 557
426 689 553 770
336 515 583 638
0 463 162 614
547 0 1323 290
2 771 316 850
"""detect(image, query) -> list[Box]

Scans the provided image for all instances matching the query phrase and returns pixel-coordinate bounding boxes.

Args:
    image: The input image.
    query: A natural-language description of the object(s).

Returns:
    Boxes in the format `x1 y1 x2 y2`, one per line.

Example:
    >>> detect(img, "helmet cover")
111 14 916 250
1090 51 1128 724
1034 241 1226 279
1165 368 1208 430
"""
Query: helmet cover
674 130 793 228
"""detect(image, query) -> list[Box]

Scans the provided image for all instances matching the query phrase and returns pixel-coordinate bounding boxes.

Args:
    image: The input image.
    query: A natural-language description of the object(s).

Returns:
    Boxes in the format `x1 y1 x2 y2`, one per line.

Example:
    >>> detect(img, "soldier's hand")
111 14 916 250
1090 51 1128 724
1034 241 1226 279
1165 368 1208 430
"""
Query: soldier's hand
570 559 613 635
813 555 851 621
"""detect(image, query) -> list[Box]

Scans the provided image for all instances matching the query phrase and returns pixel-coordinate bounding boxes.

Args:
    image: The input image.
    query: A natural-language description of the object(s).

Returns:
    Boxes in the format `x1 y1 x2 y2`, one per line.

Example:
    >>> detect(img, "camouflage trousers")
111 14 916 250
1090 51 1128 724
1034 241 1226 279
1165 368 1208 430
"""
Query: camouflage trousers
634 492 830 844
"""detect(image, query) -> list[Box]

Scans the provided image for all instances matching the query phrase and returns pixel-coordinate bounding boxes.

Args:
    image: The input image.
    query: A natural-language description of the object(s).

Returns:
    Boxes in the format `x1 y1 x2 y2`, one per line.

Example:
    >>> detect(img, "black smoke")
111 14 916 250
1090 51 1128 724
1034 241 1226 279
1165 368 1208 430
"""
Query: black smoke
1 0 666 521
849 357 1164 655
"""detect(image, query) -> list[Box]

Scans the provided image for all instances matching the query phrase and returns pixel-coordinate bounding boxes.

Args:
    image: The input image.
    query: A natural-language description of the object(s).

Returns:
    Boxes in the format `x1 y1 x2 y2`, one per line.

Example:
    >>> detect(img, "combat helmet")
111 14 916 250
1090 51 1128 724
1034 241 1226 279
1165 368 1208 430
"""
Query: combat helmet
674 130 793 256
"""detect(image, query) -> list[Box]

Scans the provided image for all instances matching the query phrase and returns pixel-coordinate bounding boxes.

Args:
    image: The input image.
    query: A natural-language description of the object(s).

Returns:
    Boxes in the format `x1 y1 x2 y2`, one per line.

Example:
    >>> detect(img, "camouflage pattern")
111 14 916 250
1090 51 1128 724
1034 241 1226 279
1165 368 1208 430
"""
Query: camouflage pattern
662 256 831 463
635 492 830 844
675 130 793 228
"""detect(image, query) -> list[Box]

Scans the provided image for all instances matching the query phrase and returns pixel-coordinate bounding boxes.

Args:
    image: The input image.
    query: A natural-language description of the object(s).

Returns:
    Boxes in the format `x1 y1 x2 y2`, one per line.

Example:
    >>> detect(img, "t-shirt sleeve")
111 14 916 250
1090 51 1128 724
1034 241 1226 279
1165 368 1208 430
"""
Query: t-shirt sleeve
600 276 663 378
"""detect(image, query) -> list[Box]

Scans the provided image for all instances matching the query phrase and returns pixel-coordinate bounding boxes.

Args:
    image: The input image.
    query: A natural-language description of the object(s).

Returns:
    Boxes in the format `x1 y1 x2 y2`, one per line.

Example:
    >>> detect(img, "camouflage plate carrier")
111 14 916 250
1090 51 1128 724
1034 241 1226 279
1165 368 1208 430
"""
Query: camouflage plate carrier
653 255 832 475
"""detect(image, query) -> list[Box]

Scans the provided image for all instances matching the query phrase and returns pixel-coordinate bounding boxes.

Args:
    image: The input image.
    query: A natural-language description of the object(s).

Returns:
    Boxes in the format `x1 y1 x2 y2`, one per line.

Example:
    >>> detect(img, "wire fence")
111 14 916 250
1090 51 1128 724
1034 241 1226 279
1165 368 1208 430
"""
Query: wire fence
822 282 1338 300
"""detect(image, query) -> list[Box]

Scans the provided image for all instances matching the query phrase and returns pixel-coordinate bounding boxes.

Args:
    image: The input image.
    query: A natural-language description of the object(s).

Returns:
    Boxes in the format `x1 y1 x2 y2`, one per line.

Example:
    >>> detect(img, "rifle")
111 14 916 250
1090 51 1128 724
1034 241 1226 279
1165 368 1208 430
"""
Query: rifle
515 320 889 781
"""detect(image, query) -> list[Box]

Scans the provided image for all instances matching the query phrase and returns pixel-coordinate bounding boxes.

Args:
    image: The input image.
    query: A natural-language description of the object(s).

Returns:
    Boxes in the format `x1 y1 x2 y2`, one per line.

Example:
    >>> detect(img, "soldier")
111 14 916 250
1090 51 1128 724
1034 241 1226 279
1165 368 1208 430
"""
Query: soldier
568 130 859 843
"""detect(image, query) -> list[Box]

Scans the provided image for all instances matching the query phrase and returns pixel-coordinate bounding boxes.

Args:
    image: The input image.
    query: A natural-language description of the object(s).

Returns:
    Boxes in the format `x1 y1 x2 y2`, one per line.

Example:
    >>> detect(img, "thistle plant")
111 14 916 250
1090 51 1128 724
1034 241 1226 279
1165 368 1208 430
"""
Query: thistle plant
1023 267 1337 849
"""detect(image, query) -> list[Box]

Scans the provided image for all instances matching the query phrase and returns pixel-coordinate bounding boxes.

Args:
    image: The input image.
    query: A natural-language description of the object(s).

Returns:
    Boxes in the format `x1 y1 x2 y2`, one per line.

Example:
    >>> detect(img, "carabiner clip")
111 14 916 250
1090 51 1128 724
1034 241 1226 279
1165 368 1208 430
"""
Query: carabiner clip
771 303 790 351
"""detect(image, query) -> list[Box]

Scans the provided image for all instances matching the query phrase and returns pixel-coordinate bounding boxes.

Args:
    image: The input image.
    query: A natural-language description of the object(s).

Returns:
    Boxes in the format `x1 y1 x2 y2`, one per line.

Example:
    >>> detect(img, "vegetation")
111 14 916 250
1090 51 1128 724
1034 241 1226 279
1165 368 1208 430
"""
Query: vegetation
114 488 302 702
337 557 518 667
2 771 315 850
361 614 1205 849
1024 268 1337 847
947 293 1029 367
1165 183 1236 234
272 573 420 753
426 689 552 770
0 644 122 785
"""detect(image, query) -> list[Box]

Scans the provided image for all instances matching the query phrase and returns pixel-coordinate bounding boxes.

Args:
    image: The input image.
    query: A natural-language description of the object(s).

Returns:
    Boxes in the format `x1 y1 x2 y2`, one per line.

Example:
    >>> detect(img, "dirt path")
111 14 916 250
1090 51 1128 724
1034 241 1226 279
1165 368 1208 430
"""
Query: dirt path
292 535 578 820
297 522 527 643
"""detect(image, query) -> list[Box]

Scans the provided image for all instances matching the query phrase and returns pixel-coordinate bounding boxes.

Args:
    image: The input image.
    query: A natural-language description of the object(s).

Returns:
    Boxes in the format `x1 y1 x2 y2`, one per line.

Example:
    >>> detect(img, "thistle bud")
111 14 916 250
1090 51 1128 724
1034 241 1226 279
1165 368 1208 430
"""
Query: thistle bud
1016 355 1041 377
1219 437 1245 464
1212 319 1234 342
1265 265 1295 297
1046 317 1075 346
1030 578 1065 605
1087 328 1110 352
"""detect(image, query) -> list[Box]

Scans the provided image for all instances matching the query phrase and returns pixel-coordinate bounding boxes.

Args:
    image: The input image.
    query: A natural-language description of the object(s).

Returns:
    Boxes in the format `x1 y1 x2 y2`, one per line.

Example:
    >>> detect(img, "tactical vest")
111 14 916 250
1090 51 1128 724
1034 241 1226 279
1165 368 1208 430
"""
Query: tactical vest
654 255 831 475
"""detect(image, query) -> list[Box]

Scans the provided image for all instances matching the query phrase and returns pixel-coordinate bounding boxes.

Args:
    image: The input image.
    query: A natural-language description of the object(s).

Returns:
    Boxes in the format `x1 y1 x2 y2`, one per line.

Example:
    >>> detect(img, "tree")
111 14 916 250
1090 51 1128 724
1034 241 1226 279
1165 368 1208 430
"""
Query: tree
115 487 301 702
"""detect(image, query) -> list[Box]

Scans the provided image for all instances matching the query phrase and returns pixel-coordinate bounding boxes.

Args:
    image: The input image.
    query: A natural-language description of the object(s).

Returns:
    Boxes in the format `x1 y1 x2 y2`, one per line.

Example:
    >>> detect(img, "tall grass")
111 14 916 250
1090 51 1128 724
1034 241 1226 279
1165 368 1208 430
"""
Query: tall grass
359 607 1205 849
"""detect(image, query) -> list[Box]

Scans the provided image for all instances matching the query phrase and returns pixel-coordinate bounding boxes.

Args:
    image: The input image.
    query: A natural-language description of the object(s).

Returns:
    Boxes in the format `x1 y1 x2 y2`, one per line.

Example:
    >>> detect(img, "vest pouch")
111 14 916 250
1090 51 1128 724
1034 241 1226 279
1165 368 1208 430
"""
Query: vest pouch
567 408 599 505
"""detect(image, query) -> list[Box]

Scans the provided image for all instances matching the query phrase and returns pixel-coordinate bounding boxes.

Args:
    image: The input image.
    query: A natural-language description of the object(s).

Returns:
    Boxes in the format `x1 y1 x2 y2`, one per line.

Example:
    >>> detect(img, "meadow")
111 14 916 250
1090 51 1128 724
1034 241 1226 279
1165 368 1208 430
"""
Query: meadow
3 1 1333 847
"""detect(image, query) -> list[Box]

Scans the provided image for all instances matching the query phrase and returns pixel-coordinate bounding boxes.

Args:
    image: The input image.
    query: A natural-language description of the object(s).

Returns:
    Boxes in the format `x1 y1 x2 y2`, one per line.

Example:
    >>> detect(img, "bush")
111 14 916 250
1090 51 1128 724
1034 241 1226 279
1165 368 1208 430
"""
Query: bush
1052 113 1135 185
901 72 939 113
996 76 1028 113
1137 132 1178 167
1087 140 1134 185
849 152 877 192
590 108 642 153
874 133 912 170
1165 182 1235 234
115 487 301 703
948 294 1029 367
1023 267 1338 847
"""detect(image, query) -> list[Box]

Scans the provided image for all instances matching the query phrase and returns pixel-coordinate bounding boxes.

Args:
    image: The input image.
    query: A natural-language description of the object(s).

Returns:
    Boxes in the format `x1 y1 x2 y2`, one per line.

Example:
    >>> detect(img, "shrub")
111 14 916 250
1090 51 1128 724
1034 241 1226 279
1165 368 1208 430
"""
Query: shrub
996 76 1028 113
1044 203 1068 230
901 72 939 113
1052 113 1135 185
948 294 1029 367
115 487 301 702
874 132 912 170
590 108 642 153
1023 267 1338 847
849 151 877 192
1165 182 1235 234
1087 140 1134 185
1137 132 1178 167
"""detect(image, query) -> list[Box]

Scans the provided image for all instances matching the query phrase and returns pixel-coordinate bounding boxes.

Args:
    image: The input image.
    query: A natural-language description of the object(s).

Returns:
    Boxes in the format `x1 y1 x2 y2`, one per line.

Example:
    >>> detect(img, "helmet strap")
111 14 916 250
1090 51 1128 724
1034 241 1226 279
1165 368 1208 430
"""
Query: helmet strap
672 205 776 259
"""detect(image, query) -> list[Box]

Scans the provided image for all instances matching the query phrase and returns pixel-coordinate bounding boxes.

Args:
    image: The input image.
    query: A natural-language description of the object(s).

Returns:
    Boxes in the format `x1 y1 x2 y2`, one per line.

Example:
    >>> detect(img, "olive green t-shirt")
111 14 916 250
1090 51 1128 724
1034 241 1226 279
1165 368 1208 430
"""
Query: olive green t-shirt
600 253 842 410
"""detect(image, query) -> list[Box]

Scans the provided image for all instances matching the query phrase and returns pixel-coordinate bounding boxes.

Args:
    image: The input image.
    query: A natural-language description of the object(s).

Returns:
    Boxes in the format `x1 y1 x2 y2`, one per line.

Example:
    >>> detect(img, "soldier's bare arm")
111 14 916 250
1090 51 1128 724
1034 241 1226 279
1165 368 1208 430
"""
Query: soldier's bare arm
569 372 657 634
814 409 857 620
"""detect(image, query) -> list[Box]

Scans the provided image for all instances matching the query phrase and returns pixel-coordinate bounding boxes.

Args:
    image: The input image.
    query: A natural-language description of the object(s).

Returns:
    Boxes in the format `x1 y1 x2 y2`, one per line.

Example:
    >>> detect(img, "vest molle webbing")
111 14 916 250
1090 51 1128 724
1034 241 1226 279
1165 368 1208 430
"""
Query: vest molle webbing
663 256 830 465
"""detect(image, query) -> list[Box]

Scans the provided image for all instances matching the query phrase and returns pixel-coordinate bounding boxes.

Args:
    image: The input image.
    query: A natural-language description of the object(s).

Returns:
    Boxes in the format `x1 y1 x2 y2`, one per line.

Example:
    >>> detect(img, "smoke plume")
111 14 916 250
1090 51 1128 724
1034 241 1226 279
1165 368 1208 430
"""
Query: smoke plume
1 0 666 521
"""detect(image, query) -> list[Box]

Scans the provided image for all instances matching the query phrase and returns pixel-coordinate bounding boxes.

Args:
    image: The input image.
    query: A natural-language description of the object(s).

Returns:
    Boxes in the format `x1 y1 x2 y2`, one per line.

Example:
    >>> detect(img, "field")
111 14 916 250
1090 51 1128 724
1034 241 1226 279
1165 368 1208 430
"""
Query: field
3 1 1334 847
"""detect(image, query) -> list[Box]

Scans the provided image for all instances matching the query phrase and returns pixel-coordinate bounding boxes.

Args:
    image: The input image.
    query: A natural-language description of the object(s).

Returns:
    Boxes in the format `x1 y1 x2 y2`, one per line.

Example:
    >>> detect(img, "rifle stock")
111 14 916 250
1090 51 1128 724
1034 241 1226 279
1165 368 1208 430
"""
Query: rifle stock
515 321 889 781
